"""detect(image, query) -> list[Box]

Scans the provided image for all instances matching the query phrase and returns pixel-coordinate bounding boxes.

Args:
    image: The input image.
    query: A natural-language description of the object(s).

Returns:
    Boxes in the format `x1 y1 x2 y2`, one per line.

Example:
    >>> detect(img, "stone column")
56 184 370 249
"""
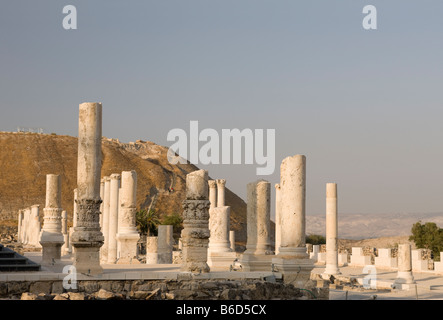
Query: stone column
216 179 226 207
107 173 120 264
61 210 69 255
229 231 235 251
239 180 272 271
146 236 159 264
101 176 111 262
274 183 281 255
18 210 23 243
208 180 217 209
181 169 210 273
116 170 140 264
245 180 271 254
39 174 65 264
209 206 231 253
272 155 313 285
158 225 173 264
99 178 105 228
395 243 415 285
323 183 340 277
69 189 78 254
30 205 42 248
71 102 104 275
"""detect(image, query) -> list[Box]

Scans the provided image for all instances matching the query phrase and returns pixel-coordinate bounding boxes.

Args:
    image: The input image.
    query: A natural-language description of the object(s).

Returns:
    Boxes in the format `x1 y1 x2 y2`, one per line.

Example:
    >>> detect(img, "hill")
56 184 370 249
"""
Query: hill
0 132 247 242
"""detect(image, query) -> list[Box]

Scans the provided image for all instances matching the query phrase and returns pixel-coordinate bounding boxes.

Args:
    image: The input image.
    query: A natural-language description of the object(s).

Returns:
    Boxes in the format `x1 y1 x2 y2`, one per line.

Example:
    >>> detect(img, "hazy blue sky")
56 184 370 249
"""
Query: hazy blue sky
1 1 443 217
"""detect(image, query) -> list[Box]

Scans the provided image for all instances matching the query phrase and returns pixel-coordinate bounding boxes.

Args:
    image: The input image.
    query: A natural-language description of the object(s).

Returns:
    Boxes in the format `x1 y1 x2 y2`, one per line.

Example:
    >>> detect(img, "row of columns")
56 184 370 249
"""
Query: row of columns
99 171 140 265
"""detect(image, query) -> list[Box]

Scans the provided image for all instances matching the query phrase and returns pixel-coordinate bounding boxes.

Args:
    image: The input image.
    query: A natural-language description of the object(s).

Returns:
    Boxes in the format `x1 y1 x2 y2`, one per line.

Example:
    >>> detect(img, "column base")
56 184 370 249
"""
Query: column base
271 256 315 287
395 271 415 285
72 245 103 275
208 251 237 271
39 232 64 264
116 233 140 265
238 253 274 272
322 264 341 278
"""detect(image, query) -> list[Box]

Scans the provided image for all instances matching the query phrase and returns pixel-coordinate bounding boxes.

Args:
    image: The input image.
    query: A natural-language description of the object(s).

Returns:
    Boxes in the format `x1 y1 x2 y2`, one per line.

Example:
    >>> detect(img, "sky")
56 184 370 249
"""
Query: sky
1 1 443 218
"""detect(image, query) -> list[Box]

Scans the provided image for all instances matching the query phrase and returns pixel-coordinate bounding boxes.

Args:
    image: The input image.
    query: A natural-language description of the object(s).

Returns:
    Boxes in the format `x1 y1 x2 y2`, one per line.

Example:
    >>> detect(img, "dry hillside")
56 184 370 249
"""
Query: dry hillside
0 132 247 242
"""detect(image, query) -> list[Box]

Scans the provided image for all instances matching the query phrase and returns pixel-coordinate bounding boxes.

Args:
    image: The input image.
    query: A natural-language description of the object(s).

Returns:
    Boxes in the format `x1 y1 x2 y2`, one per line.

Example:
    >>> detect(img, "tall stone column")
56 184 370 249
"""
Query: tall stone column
71 102 104 275
245 180 271 254
39 174 65 264
323 183 340 277
101 176 111 262
107 173 120 264
272 155 313 285
274 183 281 255
240 180 272 271
208 180 217 209
216 179 226 207
181 169 210 273
18 210 23 243
395 243 415 286
116 170 140 264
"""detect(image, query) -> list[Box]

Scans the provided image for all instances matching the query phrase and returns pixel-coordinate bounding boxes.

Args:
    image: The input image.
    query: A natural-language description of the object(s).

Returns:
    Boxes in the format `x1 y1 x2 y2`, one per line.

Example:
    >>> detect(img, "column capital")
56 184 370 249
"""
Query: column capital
216 179 226 187
208 180 217 188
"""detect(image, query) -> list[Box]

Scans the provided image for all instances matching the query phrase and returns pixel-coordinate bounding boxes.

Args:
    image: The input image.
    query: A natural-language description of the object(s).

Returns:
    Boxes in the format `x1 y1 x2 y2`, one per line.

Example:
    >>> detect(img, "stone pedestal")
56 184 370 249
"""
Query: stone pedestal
395 243 415 286
180 170 210 273
116 170 140 264
240 180 273 272
39 174 65 264
272 155 314 285
107 173 120 264
71 102 104 275
323 183 341 277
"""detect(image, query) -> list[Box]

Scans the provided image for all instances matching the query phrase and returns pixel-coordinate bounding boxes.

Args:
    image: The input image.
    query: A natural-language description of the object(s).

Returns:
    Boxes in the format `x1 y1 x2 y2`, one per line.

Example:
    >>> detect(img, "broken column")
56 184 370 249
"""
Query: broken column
323 183 341 277
71 102 104 274
145 236 159 264
216 179 226 207
157 225 173 264
240 180 272 271
101 176 111 262
274 183 281 255
180 169 210 273
395 243 415 287
116 170 140 264
107 173 120 264
39 174 65 264
272 155 314 285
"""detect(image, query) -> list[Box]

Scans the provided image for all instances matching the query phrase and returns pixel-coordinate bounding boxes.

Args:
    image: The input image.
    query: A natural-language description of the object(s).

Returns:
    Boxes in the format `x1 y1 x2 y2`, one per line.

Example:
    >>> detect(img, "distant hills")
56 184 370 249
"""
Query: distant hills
306 211 443 240
0 132 248 242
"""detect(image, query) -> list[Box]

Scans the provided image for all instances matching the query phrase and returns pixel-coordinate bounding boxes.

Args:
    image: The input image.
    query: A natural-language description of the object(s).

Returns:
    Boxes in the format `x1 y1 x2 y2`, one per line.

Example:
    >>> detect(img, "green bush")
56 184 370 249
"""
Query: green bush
409 221 443 261
136 209 160 236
